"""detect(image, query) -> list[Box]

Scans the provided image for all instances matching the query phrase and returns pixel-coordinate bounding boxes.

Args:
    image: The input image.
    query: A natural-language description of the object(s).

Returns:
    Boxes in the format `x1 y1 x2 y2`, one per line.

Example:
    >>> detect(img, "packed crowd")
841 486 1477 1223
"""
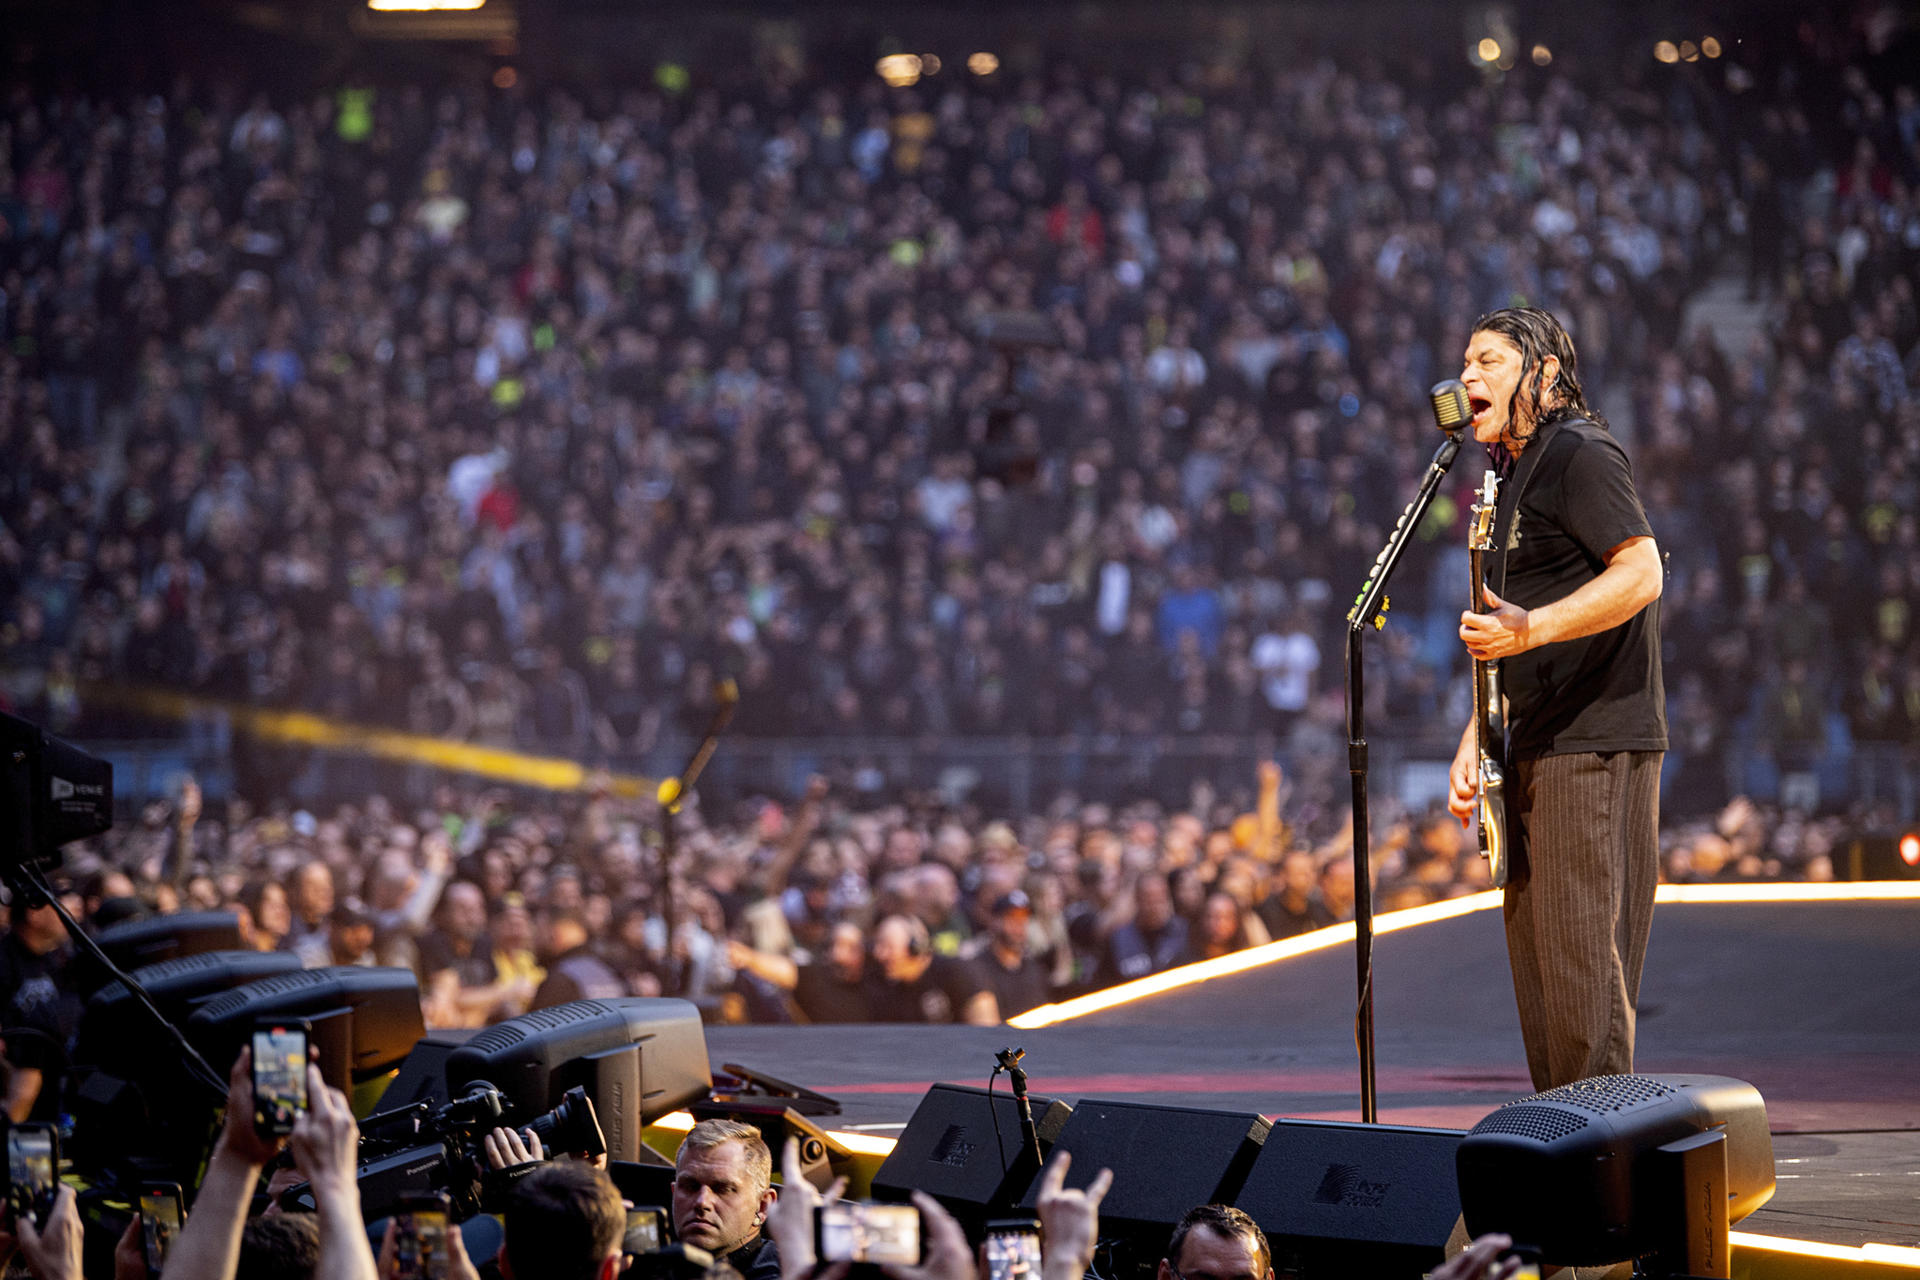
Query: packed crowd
0 18 1912 825
1 752 1843 1121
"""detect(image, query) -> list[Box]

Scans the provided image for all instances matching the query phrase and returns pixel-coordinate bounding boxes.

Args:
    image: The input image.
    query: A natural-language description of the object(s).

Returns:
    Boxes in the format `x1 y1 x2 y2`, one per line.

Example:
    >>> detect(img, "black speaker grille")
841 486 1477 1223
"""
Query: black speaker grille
462 998 624 1055
1530 1074 1677 1114
194 966 343 1022
1468 1104 1587 1144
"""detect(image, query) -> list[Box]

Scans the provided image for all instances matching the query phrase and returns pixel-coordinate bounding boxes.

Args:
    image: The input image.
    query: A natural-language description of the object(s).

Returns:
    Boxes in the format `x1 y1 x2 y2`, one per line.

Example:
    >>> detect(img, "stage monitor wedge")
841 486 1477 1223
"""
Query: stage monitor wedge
187 965 426 1086
1018 1099 1270 1243
1235 1119 1462 1278
872 1083 1071 1236
1457 1073 1774 1268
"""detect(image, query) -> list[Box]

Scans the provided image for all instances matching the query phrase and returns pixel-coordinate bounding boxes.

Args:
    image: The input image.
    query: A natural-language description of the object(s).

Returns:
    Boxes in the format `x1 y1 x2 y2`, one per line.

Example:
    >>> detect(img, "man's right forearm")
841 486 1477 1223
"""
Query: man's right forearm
162 1142 263 1280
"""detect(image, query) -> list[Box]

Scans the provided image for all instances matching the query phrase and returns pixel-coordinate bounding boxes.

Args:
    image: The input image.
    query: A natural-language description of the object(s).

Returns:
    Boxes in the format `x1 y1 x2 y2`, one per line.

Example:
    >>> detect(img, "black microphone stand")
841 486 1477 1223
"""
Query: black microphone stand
996 1047 1044 1171
1343 428 1464 1124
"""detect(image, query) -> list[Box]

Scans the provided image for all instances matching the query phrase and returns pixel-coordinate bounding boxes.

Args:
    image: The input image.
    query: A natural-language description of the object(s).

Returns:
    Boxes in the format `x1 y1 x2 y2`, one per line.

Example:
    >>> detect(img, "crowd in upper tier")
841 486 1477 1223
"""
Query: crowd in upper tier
0 17 1916 827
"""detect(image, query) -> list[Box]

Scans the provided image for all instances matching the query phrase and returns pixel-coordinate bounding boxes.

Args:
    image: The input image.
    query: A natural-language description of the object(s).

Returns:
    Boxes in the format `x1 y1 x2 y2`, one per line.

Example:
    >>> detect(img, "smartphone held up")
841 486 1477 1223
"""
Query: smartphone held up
815 1200 926 1267
7 1124 59 1229
252 1017 312 1137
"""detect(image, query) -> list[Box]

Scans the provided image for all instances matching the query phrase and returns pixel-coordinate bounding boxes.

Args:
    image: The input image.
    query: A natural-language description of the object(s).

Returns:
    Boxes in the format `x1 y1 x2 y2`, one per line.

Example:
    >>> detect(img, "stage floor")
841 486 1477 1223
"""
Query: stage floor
707 897 1920 1252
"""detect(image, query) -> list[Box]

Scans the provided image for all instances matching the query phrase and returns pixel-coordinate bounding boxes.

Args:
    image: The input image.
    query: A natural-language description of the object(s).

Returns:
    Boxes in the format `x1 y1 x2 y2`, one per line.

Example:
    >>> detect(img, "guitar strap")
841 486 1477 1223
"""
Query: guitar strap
1486 418 1581 598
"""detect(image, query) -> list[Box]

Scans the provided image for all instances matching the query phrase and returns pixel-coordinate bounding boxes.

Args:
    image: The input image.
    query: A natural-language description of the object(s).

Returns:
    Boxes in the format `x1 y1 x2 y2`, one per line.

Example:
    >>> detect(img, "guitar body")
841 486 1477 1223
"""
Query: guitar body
1476 657 1508 889
1469 472 1510 889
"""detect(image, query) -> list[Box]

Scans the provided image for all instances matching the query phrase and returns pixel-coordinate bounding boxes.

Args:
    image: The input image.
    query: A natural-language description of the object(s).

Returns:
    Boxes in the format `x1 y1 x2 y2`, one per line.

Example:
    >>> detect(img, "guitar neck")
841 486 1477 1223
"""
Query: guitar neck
1469 544 1490 725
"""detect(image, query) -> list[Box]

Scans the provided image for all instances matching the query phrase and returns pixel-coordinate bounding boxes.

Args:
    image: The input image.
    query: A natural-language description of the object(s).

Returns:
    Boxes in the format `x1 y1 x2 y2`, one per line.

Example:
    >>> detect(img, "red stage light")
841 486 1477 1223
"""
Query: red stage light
1899 833 1920 867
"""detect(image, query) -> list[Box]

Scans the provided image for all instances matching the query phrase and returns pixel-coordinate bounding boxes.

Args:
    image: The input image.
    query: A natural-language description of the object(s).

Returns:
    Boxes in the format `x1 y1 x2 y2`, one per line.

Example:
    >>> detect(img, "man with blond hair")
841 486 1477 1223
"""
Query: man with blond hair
672 1118 781 1280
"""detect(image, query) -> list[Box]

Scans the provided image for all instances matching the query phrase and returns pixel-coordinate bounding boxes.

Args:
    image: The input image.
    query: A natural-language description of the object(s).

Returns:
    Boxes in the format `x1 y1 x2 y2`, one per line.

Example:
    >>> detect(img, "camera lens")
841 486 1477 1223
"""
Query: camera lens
524 1086 606 1158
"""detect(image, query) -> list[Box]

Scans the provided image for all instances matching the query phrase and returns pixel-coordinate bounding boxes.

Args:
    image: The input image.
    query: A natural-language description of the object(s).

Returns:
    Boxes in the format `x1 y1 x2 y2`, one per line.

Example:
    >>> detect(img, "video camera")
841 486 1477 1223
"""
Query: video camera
338 1079 611 1219
0 711 113 881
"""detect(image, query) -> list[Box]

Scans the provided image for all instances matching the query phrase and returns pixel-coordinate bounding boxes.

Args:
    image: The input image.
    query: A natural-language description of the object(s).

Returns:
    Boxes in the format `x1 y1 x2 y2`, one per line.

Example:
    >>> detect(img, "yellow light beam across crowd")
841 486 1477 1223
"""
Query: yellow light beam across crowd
1008 881 1920 1028
87 683 657 798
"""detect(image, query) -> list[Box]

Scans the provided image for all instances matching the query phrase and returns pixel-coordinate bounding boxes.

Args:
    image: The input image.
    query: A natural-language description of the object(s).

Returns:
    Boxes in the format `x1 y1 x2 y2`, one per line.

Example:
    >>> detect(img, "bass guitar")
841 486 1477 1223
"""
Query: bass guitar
1469 470 1509 888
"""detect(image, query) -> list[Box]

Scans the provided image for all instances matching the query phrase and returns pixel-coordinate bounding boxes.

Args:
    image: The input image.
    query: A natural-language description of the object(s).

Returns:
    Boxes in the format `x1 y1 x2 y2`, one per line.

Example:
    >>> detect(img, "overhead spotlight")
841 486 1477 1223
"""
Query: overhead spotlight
1679 39 1700 61
1653 40 1680 63
1477 37 1502 63
967 51 999 76
875 53 923 88
492 66 517 89
921 54 942 75
1901 833 1920 867
1531 44 1552 65
1701 36 1723 58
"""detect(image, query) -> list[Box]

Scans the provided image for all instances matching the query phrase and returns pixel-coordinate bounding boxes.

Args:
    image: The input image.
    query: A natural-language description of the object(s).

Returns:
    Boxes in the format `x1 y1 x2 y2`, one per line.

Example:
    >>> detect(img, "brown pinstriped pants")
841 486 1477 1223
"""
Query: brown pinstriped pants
1503 750 1662 1092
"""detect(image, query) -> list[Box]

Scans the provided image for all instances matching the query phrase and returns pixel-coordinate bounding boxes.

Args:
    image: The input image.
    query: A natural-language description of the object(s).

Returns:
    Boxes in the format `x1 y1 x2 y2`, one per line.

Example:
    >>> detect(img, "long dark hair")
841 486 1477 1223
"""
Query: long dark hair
1470 306 1609 443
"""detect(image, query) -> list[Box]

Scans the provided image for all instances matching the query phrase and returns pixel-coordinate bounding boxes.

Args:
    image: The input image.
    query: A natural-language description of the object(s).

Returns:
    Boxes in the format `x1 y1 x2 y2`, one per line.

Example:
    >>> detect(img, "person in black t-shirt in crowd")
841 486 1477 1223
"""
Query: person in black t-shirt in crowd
961 890 1055 1021
1258 852 1334 939
866 915 998 1024
1450 307 1666 1093
0 892 82 1121
727 920 877 1022
531 911 626 1009
1101 872 1188 985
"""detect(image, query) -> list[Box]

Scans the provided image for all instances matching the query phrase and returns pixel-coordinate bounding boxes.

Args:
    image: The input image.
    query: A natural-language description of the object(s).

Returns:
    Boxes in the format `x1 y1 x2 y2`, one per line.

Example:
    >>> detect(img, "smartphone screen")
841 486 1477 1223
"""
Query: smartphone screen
624 1206 665 1254
816 1201 922 1266
984 1225 1043 1280
394 1196 451 1280
251 1021 310 1136
141 1184 185 1274
8 1126 57 1227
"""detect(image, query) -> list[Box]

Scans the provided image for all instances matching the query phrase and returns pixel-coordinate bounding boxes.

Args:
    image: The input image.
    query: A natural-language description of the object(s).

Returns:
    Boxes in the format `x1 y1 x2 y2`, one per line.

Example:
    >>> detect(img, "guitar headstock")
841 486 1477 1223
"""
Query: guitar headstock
1469 469 1501 552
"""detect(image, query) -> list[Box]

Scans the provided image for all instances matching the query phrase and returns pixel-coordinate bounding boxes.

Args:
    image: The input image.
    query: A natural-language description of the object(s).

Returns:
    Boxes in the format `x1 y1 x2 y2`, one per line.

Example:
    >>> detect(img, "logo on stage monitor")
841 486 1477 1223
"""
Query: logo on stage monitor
1311 1163 1390 1209
930 1125 976 1168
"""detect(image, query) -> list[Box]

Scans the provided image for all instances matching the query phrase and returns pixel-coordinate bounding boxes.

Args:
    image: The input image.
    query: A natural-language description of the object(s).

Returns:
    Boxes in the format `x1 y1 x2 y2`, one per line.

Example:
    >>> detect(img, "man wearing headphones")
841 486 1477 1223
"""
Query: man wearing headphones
672 1118 782 1280
868 914 1001 1025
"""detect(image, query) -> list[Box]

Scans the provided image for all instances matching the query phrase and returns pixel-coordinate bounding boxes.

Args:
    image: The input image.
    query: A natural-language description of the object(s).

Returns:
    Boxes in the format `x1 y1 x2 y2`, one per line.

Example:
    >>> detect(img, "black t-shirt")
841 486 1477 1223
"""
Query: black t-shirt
792 963 875 1023
1258 894 1334 941
530 948 626 1010
727 1234 782 1280
866 955 987 1023
0 933 83 1119
971 946 1052 1022
1485 418 1667 759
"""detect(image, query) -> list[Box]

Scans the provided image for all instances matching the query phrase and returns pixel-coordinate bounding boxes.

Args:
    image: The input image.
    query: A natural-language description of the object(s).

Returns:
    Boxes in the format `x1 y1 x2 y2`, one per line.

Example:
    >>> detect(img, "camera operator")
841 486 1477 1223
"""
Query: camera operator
671 1119 781 1280
166 1047 378 1280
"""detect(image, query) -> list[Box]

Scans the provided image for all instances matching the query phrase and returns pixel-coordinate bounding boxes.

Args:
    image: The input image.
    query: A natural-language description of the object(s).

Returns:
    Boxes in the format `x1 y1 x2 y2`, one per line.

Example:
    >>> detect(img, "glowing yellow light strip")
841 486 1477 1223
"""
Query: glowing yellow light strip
646 1109 898 1157
85 683 654 798
1732 1231 1920 1268
1657 882 1920 903
1010 880 1920 1028
1008 891 1505 1028
367 0 487 10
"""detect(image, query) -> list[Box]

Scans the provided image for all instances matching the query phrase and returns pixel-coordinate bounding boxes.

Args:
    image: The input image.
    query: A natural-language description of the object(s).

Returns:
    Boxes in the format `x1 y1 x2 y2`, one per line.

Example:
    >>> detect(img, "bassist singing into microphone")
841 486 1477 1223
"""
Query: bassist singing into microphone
1445 308 1667 1093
